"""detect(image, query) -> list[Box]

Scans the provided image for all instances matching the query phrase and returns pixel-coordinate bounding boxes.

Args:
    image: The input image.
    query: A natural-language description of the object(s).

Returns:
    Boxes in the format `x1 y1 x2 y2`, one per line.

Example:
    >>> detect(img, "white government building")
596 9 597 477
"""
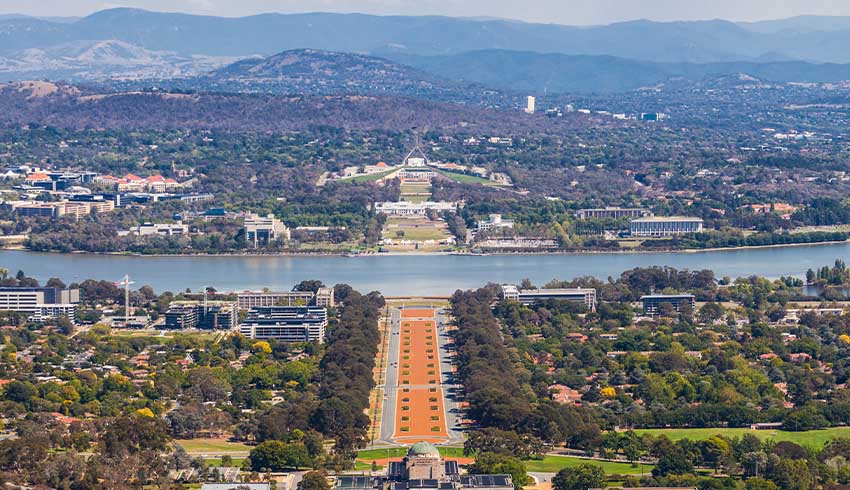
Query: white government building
373 201 458 216
629 216 704 237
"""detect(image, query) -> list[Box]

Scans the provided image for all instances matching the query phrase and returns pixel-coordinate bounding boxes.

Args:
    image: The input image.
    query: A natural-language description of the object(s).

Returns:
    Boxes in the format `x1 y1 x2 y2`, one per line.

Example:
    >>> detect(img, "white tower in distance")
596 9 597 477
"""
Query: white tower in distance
525 95 536 114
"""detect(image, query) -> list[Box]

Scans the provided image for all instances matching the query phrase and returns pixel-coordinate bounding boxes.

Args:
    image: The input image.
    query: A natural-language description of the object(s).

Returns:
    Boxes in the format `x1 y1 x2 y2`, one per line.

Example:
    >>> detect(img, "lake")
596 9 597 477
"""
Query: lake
1 244 849 296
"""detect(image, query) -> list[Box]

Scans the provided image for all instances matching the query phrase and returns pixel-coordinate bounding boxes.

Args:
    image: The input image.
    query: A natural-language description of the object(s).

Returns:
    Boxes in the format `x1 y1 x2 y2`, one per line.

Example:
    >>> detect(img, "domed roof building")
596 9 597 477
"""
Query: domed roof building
335 442 513 490
407 441 441 458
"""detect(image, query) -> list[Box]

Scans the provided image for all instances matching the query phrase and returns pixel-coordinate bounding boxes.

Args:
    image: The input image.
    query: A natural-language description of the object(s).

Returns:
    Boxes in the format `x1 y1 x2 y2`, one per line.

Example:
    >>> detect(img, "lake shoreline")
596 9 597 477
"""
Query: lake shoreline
12 237 850 259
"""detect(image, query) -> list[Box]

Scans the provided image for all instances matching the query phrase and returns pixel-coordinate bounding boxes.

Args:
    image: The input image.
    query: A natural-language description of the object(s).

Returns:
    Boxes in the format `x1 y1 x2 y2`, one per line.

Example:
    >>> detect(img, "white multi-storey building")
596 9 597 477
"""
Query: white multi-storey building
629 217 704 237
244 213 291 246
0 287 80 323
373 201 458 216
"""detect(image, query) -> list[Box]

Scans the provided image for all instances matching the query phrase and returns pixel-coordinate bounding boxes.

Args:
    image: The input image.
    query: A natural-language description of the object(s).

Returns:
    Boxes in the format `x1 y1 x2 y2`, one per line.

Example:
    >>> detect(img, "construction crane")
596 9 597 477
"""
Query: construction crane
114 274 135 327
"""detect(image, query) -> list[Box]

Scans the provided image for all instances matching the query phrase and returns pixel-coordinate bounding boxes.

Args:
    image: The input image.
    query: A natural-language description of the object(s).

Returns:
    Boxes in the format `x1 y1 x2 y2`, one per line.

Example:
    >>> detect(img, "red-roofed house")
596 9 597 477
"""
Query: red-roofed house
549 384 583 405
25 172 51 183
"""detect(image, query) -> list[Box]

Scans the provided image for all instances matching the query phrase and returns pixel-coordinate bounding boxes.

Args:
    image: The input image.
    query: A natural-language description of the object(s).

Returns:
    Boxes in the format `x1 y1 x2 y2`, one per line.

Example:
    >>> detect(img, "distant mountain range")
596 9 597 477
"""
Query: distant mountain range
197 49 850 95
5 9 850 94
387 50 850 93
0 39 238 81
4 8 850 63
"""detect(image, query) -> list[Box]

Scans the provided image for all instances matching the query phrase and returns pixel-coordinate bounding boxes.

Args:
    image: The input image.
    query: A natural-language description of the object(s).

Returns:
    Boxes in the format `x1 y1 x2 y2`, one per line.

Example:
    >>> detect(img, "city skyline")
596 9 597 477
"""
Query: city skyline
4 0 850 25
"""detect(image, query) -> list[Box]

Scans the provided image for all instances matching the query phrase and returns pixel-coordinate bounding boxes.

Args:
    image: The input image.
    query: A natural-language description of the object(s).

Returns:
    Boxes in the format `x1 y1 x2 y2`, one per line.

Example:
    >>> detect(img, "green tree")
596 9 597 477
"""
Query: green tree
250 441 312 471
552 463 605 490
745 478 778 490
298 471 331 490
653 450 694 477
701 436 732 473
468 452 530 490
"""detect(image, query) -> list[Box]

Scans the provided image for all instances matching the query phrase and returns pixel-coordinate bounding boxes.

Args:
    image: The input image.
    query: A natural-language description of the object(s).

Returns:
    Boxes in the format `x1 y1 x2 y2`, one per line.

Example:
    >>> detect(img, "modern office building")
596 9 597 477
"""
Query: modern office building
373 201 458 216
244 213 290 247
476 214 515 232
576 207 651 220
237 291 315 310
237 288 335 310
1 201 63 217
525 95 536 114
164 301 238 329
629 217 704 237
641 294 696 316
119 222 189 237
336 442 513 490
500 284 597 311
239 306 328 343
30 304 79 323
0 287 81 323
315 287 335 308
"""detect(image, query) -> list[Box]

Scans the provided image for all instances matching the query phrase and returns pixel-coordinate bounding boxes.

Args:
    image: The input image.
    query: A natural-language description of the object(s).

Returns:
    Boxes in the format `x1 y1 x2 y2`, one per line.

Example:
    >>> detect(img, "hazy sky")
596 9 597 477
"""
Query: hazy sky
3 0 850 24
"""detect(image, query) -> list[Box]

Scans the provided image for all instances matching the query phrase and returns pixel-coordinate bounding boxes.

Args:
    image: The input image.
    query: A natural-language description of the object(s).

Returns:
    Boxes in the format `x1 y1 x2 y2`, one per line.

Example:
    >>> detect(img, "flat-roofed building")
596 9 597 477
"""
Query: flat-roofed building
244 213 290 247
164 301 238 330
500 284 597 311
0 287 80 323
2 201 64 217
240 306 328 343
315 287 335 308
576 207 651 220
237 290 315 309
138 222 188 236
164 303 199 329
476 214 515 232
398 167 435 183
374 201 457 216
31 304 78 323
629 216 704 237
119 222 189 237
641 294 696 316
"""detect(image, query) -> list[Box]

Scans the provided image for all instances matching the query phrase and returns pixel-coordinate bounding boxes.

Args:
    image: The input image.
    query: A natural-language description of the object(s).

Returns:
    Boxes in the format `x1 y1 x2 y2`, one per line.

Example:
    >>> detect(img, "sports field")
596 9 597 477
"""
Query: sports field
633 427 850 449
393 308 449 443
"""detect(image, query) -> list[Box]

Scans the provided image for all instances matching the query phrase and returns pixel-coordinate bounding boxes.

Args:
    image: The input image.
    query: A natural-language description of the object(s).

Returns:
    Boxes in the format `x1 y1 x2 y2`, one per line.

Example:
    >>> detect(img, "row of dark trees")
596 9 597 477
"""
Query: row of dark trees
451 287 602 449
238 286 385 470
312 288 383 462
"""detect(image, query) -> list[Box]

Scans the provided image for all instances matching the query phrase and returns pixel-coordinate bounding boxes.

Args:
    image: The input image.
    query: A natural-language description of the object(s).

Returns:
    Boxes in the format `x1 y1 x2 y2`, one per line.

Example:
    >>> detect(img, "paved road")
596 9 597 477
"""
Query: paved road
435 308 464 444
377 308 402 444
376 305 463 446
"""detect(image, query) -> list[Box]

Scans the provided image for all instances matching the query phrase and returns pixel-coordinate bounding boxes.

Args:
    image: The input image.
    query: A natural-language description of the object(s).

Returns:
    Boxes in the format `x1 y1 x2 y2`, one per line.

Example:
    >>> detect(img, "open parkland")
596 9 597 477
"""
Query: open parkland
351 297 850 480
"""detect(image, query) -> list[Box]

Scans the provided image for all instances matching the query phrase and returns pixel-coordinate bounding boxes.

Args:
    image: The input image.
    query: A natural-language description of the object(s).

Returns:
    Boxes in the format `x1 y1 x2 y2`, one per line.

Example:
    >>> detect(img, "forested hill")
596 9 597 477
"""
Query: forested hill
195 48 494 103
0 81 605 134
388 50 850 93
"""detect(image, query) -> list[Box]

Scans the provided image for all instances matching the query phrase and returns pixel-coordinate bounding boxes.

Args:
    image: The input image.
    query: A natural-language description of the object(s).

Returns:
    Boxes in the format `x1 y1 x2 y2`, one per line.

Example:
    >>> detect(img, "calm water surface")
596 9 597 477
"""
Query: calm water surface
1 245 849 296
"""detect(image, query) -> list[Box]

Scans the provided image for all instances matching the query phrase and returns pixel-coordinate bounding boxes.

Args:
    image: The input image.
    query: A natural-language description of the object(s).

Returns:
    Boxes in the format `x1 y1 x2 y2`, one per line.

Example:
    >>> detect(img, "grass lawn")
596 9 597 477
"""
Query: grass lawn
435 169 497 186
615 239 643 249
402 195 430 204
355 461 384 470
357 446 465 461
176 439 252 454
400 184 432 194
633 427 850 449
524 455 651 475
385 227 449 241
205 457 246 468
346 169 397 183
